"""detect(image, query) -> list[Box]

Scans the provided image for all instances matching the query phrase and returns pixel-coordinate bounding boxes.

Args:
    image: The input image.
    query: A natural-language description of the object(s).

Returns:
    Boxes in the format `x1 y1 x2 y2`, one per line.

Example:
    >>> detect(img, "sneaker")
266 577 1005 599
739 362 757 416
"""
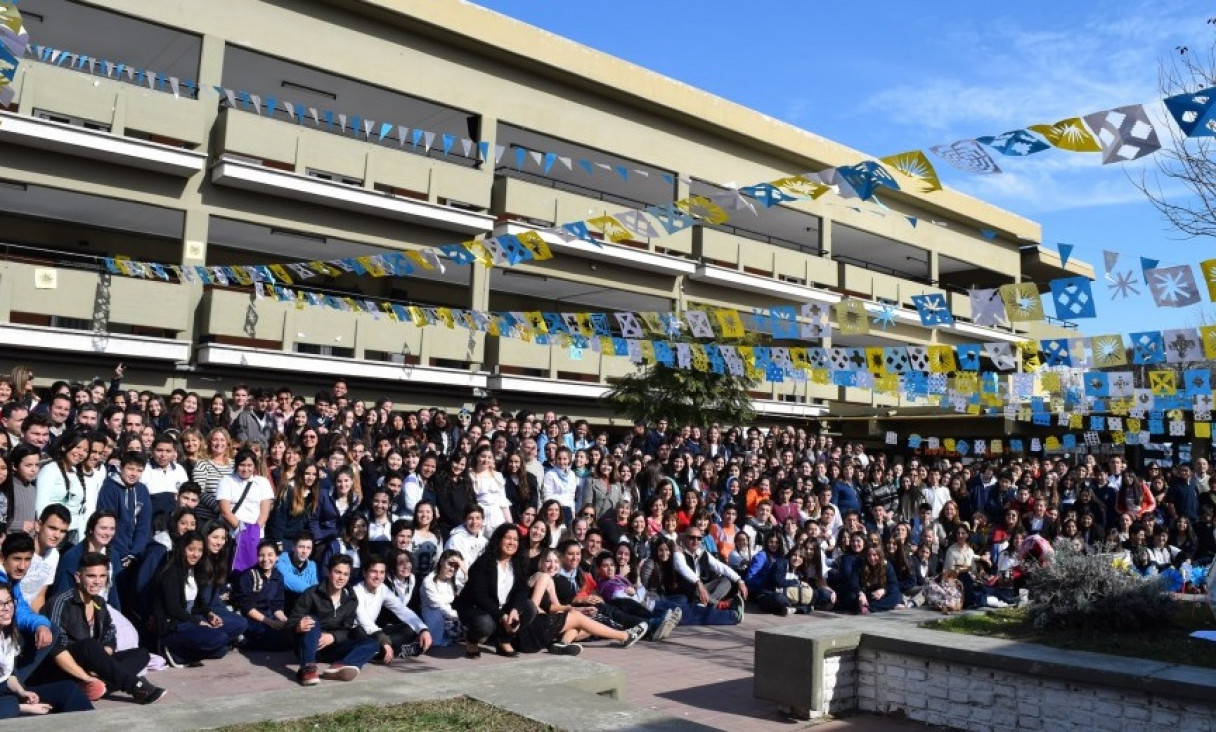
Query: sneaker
397 642 424 658
780 605 796 617
619 622 647 648
985 596 1010 609
297 664 320 686
670 606 683 626
161 646 184 669
79 678 107 702
548 641 583 656
716 599 733 610
131 678 167 705
320 664 360 682
651 608 680 642
731 597 745 623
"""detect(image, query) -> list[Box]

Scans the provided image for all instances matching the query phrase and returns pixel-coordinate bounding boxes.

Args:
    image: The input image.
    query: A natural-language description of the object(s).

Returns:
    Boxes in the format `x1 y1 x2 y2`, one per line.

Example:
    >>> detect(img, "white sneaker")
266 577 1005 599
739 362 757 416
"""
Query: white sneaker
985 596 1010 609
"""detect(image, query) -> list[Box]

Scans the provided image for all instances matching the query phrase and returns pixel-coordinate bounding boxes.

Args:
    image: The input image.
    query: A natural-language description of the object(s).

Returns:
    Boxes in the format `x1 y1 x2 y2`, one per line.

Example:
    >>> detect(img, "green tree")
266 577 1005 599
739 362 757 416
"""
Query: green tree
606 355 757 427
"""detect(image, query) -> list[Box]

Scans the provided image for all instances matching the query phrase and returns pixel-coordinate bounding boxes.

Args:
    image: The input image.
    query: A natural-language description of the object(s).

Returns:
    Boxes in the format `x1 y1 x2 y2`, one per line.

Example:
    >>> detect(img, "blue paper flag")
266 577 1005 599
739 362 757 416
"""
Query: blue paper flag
1164 86 1216 137
1049 276 1097 320
976 129 1051 156
1056 243 1074 268
910 293 954 327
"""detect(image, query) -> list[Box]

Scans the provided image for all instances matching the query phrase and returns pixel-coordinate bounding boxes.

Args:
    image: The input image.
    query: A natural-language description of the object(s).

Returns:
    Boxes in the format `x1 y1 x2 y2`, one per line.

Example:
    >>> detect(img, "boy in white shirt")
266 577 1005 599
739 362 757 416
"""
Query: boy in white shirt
353 556 431 662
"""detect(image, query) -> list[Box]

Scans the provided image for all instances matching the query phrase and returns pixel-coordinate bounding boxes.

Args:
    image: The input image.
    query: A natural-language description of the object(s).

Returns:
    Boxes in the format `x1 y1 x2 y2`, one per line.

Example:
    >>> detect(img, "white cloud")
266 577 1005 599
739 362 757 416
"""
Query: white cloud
850 2 1210 215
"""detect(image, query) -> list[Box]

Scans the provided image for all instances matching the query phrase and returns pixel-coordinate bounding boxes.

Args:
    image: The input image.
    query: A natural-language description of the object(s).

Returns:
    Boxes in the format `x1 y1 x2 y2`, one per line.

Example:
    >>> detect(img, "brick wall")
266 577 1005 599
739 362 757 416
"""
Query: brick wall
842 649 1216 732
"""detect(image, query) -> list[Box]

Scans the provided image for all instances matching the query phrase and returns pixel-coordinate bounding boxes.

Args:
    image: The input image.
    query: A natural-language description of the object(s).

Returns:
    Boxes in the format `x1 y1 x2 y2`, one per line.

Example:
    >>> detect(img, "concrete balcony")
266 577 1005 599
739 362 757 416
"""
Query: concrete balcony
493 222 696 278
696 227 836 288
198 288 485 368
0 260 190 360
212 110 494 232
0 111 206 177
15 61 208 150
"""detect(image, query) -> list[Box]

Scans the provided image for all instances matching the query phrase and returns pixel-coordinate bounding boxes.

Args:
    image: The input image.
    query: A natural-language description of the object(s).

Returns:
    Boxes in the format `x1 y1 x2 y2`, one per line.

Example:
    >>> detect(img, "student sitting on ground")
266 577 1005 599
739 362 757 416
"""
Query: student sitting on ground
288 554 381 686
46 552 165 704
233 540 292 652
0 582 92 718
352 555 431 662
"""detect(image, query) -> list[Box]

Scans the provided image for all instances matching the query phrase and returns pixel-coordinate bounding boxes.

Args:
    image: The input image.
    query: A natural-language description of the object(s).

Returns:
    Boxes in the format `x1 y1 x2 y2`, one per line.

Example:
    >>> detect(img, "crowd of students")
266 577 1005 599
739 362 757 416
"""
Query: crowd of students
0 364 1211 717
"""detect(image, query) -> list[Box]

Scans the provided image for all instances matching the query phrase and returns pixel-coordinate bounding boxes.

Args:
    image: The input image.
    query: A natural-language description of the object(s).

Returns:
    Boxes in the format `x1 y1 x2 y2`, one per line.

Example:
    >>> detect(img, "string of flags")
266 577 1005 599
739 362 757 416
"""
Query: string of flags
0 1 29 107
23 37 1216 244
884 431 1192 457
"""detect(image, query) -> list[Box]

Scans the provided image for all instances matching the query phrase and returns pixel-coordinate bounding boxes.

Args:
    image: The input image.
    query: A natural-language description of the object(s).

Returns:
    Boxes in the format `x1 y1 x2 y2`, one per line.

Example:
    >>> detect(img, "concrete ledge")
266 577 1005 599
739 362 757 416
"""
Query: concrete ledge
6 657 704 732
753 621 861 715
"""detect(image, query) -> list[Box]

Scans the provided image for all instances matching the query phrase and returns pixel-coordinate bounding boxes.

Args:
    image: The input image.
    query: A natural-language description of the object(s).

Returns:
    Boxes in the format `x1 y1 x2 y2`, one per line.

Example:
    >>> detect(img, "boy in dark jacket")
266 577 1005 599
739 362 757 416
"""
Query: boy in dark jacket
287 554 379 686
96 451 152 568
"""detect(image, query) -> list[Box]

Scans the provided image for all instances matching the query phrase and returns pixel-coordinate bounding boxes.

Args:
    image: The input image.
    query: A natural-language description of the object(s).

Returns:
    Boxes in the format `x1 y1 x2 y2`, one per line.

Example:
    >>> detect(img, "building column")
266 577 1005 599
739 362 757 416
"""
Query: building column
178 207 209 356
468 261 491 371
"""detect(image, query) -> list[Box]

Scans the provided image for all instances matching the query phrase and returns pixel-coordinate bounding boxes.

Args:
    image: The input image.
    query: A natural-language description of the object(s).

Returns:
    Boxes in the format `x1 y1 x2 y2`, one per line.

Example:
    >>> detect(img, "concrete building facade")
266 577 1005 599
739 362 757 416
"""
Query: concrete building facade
0 0 1089 429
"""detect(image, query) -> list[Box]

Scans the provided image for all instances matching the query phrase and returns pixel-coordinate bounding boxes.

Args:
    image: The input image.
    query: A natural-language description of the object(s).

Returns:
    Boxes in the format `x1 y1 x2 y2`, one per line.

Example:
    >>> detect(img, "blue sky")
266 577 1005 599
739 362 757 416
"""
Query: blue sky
474 0 1216 335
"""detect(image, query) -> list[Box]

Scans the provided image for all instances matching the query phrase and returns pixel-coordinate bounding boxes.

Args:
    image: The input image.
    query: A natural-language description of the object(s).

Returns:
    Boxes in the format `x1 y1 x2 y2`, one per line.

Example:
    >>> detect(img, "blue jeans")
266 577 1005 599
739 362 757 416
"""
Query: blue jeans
16 626 60 684
163 621 230 663
244 619 294 651
0 680 92 718
297 619 380 668
211 606 249 643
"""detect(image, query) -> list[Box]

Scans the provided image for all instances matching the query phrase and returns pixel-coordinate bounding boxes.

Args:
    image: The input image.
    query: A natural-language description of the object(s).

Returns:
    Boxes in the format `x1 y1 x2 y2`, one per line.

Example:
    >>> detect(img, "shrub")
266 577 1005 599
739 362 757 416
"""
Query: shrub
1024 547 1173 632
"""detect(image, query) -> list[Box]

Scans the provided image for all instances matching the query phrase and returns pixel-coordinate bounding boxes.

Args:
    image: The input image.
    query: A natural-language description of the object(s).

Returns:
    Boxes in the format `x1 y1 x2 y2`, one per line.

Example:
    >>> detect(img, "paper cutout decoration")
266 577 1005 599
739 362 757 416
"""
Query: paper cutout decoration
1049 276 1097 319
800 302 831 339
1164 86 1216 137
906 346 929 372
1090 334 1127 367
614 312 644 338
1148 371 1177 397
983 342 1017 371
998 283 1044 322
1131 331 1166 365
930 140 1002 174
1104 268 1141 301
878 150 942 192
1056 243 1075 269
911 293 954 327
834 298 870 335
884 347 911 375
969 288 1008 327
928 345 957 373
684 310 715 338
976 129 1050 156
1028 117 1101 152
836 161 901 201
1164 328 1201 364
1145 265 1201 308
712 308 746 338
1083 105 1161 164
1184 369 1212 397
957 344 981 371
1041 339 1072 367
871 302 897 331
1084 371 1110 398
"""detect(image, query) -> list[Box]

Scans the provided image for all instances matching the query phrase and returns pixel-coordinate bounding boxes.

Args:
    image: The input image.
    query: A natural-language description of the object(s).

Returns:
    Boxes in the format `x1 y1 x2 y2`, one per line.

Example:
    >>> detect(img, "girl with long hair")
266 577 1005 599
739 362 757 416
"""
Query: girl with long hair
34 428 91 541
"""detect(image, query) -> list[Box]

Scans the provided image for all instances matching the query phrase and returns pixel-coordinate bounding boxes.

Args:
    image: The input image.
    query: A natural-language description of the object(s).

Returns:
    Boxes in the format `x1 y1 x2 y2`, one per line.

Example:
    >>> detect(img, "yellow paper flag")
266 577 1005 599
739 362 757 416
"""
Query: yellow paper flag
1196 422 1212 439
1028 118 1101 152
713 308 745 338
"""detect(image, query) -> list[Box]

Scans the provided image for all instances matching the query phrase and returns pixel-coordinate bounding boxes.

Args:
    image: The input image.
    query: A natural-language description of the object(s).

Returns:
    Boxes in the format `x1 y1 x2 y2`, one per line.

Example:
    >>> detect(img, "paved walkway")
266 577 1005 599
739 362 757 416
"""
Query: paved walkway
71 607 936 730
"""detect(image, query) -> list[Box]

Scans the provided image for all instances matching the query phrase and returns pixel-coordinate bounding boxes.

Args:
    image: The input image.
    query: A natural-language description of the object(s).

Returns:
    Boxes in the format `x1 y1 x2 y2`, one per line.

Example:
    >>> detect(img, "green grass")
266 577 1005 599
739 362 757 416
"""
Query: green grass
215 696 557 732
927 604 1216 669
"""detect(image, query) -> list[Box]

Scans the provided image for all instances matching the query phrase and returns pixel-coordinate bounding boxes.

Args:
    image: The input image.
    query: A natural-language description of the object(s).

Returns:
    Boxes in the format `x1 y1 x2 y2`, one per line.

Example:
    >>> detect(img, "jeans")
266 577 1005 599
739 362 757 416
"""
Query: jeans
162 621 230 663
296 619 380 668
16 626 60 684
0 680 93 718
243 619 294 652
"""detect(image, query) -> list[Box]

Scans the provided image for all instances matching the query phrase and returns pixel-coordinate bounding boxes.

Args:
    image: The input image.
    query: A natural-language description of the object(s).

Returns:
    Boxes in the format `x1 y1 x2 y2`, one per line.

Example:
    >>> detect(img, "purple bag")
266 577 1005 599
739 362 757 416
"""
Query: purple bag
232 522 262 574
